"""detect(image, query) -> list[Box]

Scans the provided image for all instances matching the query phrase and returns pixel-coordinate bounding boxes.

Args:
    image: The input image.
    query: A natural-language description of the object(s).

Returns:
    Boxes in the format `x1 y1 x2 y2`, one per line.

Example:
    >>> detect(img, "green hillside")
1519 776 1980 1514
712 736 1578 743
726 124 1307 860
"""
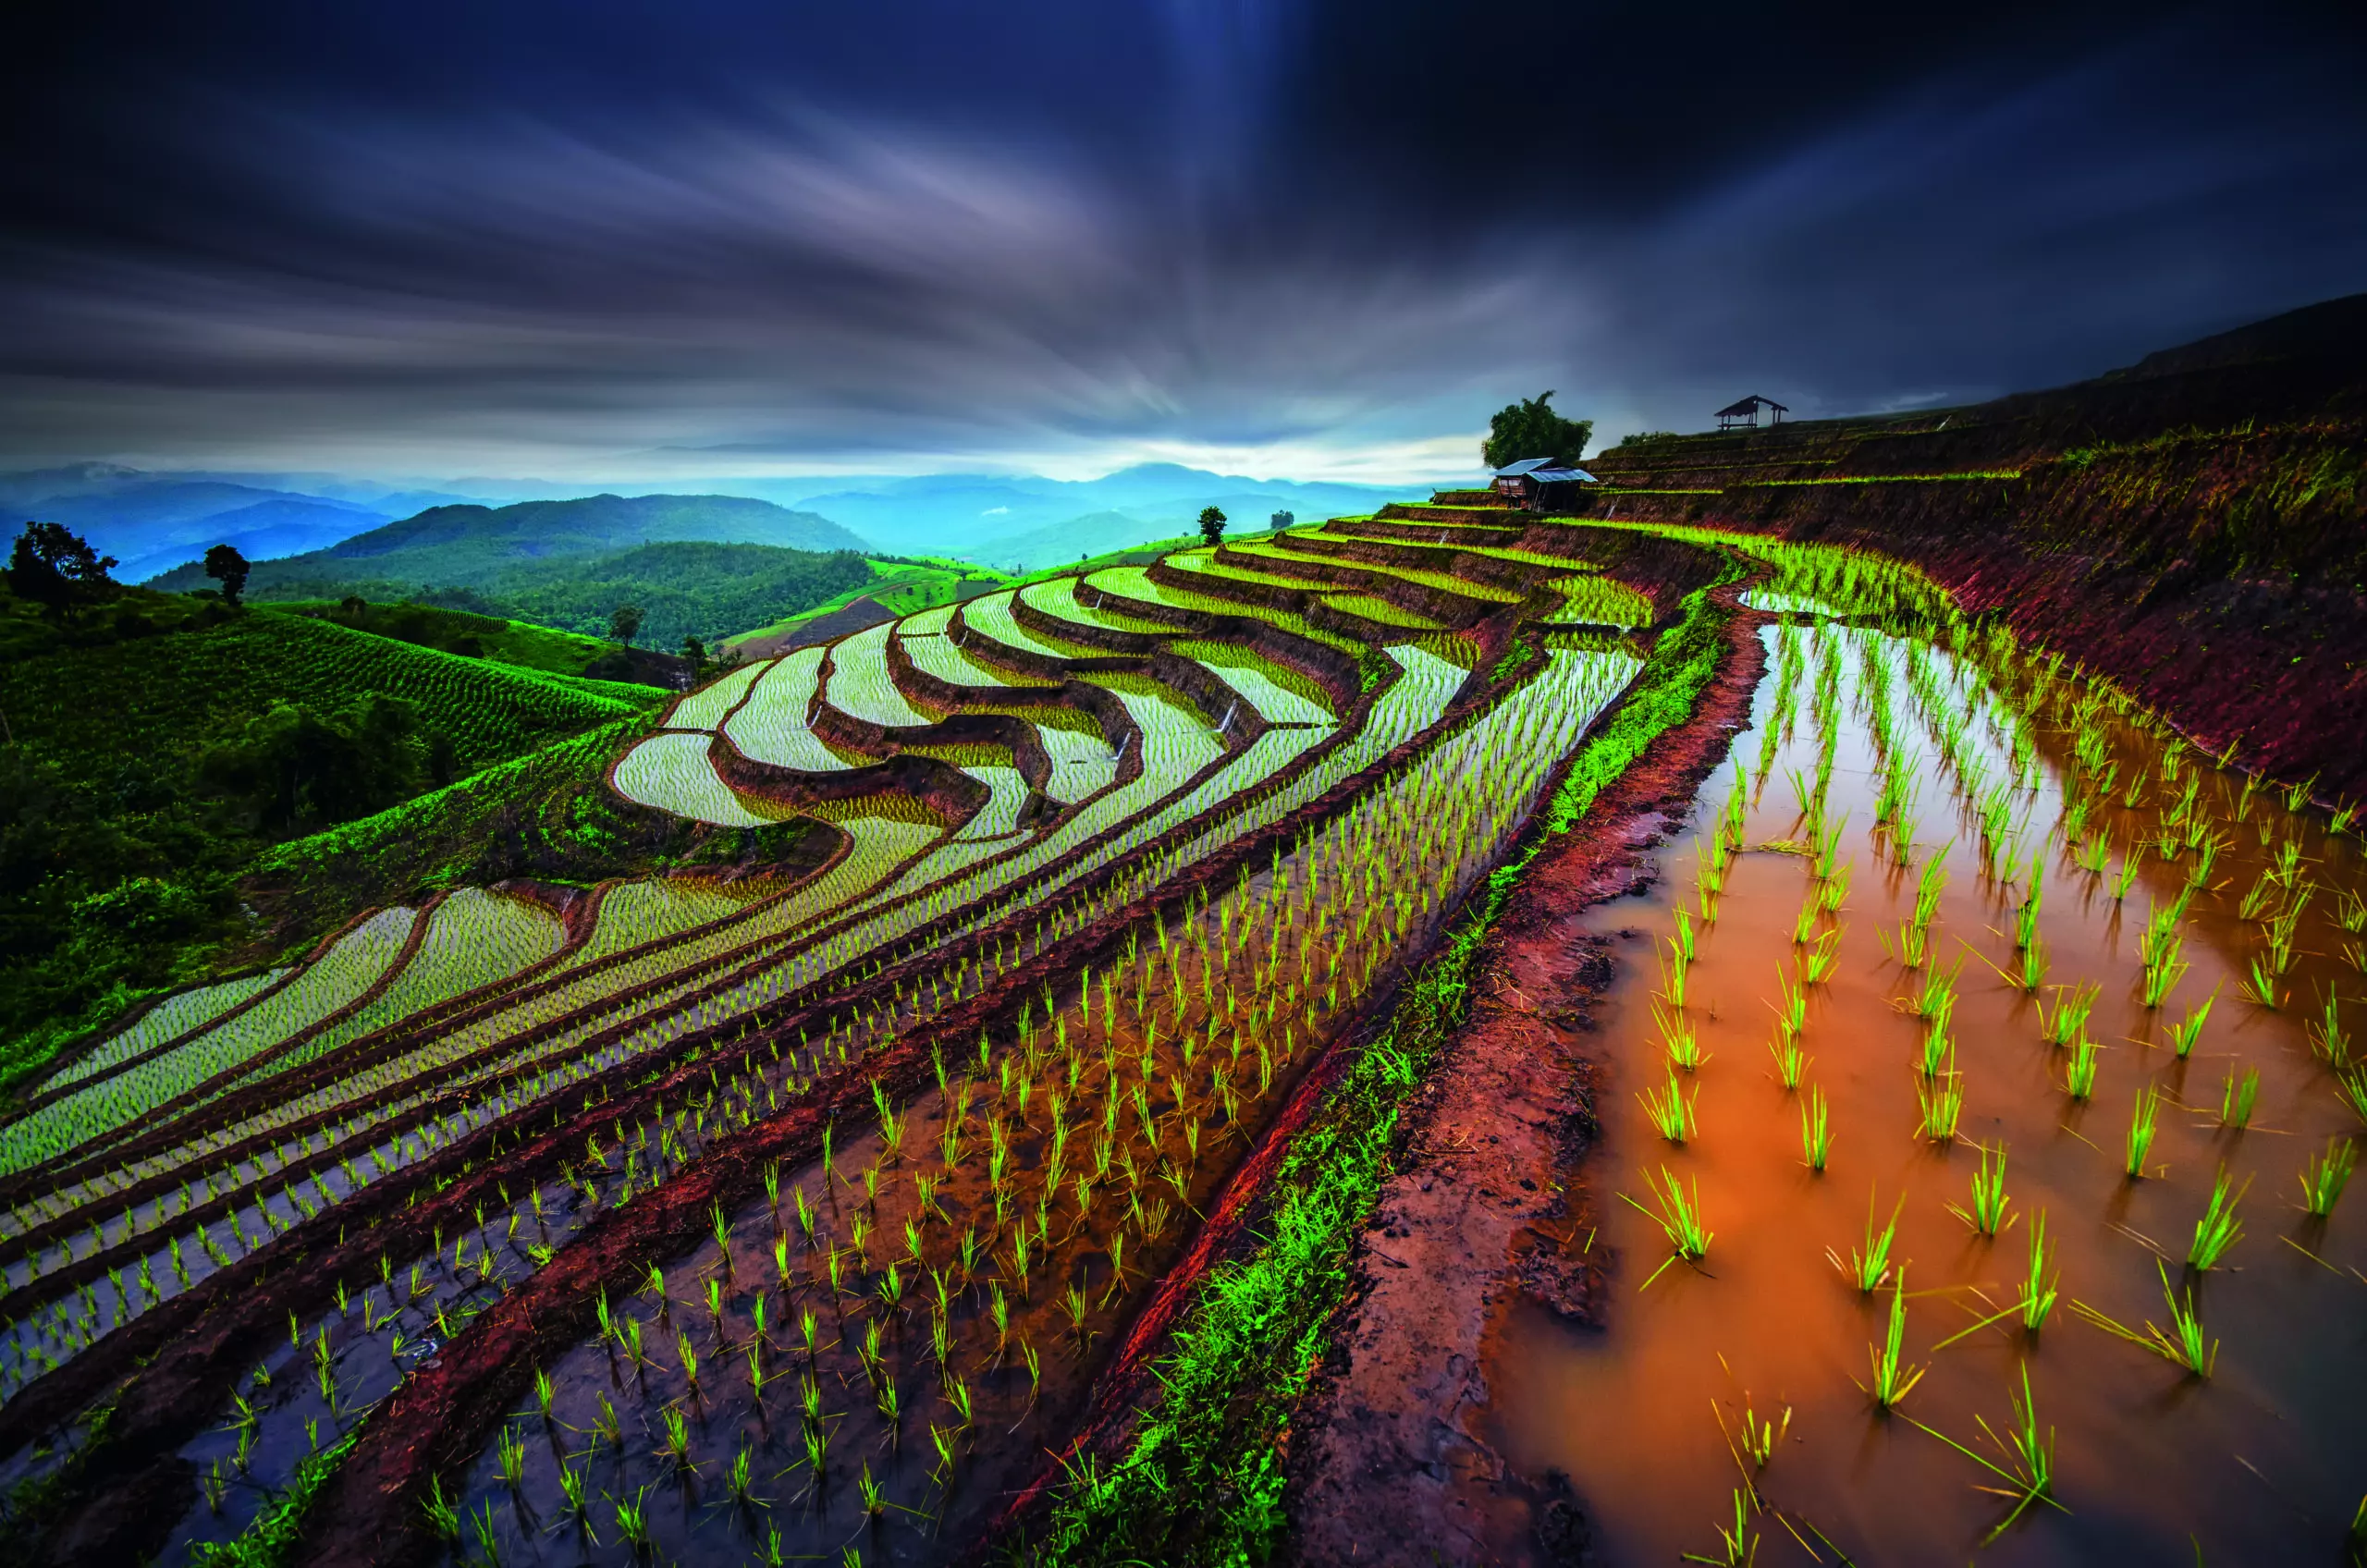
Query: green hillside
0 587 667 1086
6 606 650 791
156 539 879 652
146 491 868 582
722 557 1014 651
272 597 646 676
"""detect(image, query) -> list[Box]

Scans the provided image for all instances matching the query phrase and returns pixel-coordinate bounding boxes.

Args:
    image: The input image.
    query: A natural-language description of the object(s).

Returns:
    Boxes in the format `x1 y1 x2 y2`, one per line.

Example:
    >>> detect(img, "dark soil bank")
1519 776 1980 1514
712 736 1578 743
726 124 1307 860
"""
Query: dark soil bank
1284 582 1768 1565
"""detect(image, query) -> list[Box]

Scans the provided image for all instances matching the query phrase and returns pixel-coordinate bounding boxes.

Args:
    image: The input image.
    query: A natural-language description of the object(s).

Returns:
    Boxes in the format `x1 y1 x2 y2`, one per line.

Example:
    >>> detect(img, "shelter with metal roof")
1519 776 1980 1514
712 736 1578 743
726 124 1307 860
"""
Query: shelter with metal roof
1716 394 1789 430
1490 456 1598 510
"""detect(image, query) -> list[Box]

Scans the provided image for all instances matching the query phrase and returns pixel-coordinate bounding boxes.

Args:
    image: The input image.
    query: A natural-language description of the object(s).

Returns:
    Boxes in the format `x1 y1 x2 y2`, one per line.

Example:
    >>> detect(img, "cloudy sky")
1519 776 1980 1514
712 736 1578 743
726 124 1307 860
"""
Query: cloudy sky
3 0 2362 484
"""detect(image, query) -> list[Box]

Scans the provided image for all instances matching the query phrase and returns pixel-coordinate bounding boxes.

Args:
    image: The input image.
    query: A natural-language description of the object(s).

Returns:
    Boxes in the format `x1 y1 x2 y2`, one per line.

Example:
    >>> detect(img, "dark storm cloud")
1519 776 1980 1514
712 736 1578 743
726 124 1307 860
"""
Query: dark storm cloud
1 0 2361 477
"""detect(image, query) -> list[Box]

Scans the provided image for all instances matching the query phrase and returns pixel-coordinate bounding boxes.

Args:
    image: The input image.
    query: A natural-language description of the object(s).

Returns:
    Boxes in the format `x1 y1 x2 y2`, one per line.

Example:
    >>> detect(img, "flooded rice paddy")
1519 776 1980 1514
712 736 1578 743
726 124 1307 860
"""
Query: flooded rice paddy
1490 616 2366 1564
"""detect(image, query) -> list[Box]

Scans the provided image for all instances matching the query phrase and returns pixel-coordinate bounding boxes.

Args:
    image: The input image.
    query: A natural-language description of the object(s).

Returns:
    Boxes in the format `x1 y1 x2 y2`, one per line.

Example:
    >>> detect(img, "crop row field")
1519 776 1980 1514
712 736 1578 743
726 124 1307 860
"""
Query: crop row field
0 515 1694 1567
1462 524 2367 1565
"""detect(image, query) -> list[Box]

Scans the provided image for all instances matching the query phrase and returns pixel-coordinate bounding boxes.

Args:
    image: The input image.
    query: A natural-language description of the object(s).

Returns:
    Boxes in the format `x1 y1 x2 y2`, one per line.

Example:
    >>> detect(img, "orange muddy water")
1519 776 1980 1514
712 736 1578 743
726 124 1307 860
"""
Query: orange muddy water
1487 620 2366 1566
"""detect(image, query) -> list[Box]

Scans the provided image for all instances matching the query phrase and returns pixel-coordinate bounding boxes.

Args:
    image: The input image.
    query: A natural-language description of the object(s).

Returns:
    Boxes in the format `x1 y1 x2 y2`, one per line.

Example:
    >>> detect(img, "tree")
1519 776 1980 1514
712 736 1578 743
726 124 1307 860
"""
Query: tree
198 694 423 832
1269 509 1294 531
6 522 117 621
1197 507 1228 547
609 604 644 646
1482 391 1594 471
681 633 707 670
203 544 251 607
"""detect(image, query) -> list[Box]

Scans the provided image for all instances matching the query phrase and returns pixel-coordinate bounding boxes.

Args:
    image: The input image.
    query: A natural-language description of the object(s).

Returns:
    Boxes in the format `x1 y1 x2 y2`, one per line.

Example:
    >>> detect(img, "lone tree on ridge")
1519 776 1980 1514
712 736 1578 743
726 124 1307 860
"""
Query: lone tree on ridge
609 603 644 646
1197 506 1227 547
203 543 251 607
5 522 117 622
1482 391 1594 471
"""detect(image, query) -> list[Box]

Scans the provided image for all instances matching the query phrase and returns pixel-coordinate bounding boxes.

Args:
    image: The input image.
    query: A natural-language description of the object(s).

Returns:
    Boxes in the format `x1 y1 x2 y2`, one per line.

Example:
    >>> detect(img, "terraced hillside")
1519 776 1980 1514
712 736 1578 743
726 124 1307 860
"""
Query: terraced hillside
1486 293 2367 803
0 595 670 1090
0 513 1699 1567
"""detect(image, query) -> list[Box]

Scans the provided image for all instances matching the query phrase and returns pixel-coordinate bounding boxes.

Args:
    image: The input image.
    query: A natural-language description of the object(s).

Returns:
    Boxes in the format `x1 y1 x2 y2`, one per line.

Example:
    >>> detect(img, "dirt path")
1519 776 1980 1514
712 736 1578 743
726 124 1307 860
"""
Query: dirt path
1286 584 1767 1566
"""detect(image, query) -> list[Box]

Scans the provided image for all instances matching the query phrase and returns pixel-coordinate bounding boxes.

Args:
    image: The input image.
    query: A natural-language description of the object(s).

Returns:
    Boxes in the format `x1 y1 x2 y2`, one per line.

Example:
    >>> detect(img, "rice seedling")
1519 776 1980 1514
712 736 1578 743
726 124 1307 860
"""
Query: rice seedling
422 1476 461 1543
1622 1168 1712 1286
2124 1084 2162 1177
592 1391 622 1450
1864 1272 1927 1411
2140 934 2189 1010
659 1405 696 1472
1831 1188 1906 1292
2341 1064 2367 1129
2237 954 2286 1011
2013 861 2044 950
1918 1019 1955 1080
2299 1138 2356 1218
2110 843 2145 900
1800 1086 1832 1172
1818 862 1853 917
1791 898 1821 946
1948 1144 2012 1234
2037 981 2098 1049
496 1422 526 1488
1637 1069 1699 1145
1914 846 1951 926
555 1461 590 1525
2073 1262 2217 1378
1660 949 1690 1010
2165 986 2216 1057
2188 1170 2250 1269
1913 954 1963 1023
1677 1489 1759 1567
2306 995 2353 1066
1657 1002 1705 1071
2018 934 2049 993
1919 1072 1966 1141
2017 1210 2060 1331
1768 1027 1809 1089
1726 1399 1792 1469
610 1485 655 1553
2219 1066 2260 1130
2062 1036 2101 1101
1801 927 1844 986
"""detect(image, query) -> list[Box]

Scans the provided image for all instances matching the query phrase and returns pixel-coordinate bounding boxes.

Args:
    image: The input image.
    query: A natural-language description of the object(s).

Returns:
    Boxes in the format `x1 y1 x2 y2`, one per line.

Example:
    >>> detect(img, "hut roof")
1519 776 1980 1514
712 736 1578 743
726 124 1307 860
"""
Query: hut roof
1715 394 1789 418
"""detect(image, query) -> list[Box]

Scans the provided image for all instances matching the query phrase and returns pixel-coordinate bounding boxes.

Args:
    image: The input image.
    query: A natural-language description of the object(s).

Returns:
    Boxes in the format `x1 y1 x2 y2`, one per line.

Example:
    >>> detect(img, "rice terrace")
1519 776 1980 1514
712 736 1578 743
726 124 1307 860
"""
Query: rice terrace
0 293 2361 1568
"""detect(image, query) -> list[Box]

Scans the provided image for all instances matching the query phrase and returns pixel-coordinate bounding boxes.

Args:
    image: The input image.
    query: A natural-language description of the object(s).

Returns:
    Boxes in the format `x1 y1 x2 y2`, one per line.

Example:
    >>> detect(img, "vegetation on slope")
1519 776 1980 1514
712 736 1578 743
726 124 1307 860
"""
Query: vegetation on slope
159 541 879 655
0 583 667 1093
145 491 867 586
268 597 668 680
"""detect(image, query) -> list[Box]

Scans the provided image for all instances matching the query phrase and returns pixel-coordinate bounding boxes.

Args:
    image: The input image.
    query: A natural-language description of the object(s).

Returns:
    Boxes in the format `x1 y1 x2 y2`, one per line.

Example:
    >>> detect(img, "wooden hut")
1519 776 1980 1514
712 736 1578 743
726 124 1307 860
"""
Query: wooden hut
1715 394 1788 430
